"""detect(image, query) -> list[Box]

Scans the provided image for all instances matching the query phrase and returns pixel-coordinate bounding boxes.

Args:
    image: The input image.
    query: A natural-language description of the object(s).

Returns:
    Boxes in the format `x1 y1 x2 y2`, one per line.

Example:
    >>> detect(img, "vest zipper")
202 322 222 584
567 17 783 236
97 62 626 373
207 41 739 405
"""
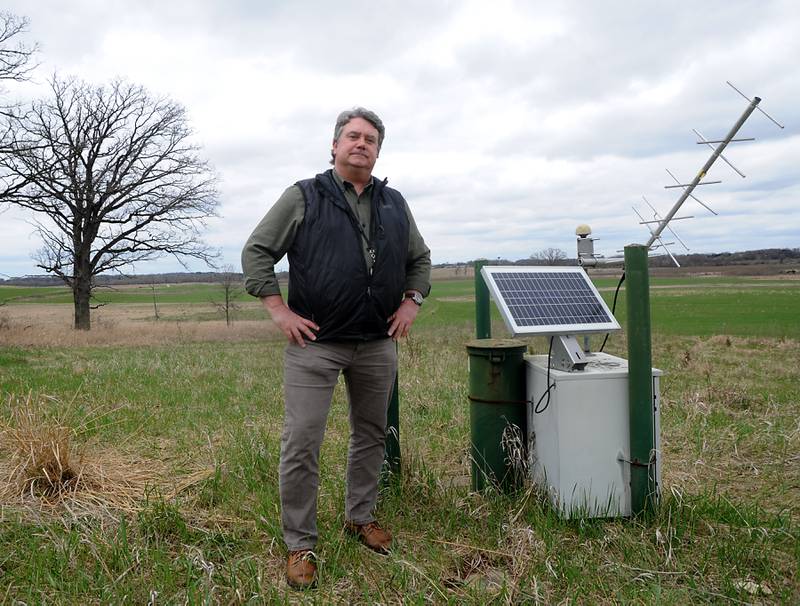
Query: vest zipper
331 179 372 292
320 172 378 298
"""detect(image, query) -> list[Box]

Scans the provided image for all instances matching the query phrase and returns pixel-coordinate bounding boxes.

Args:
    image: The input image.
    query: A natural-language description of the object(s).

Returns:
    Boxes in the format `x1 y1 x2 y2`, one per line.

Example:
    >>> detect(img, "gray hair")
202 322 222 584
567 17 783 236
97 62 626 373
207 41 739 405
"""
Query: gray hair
330 107 385 164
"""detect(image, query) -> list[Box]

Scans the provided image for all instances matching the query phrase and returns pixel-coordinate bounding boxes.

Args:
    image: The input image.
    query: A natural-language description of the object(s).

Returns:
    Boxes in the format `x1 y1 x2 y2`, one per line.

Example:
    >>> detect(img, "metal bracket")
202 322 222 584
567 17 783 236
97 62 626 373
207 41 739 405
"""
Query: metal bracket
551 335 588 372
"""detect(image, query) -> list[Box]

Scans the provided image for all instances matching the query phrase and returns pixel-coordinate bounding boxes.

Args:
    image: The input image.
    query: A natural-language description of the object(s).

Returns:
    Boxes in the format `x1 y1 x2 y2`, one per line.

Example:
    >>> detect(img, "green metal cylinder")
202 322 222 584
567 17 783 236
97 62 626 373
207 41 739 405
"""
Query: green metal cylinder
466 339 528 493
624 245 656 515
474 259 491 339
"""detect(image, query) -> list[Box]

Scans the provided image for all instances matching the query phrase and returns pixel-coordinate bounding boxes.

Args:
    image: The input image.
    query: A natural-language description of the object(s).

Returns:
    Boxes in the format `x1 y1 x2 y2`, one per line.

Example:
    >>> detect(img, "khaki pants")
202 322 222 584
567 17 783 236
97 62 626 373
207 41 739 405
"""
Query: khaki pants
279 339 397 551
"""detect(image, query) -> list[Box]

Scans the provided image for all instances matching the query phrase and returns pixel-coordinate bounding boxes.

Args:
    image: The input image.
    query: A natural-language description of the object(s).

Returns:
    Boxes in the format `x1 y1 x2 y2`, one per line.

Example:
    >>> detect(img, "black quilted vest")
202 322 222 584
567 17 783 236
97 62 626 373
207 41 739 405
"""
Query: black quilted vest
289 170 409 342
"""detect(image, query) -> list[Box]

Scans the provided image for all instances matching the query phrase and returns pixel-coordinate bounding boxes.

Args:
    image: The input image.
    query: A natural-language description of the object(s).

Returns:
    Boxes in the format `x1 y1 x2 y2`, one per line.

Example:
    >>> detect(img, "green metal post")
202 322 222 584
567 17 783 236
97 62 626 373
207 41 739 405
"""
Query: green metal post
383 349 401 480
624 245 656 515
474 259 491 339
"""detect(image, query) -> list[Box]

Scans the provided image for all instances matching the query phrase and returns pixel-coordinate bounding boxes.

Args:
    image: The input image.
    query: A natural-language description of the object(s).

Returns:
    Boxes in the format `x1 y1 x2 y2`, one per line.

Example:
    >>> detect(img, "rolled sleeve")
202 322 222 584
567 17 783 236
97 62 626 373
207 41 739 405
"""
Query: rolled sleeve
403 201 432 297
241 186 305 298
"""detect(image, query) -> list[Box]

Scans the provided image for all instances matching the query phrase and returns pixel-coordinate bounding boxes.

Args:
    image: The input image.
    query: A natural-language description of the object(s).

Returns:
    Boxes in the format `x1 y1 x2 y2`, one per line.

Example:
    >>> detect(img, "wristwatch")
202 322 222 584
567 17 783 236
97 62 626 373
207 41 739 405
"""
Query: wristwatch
405 291 424 306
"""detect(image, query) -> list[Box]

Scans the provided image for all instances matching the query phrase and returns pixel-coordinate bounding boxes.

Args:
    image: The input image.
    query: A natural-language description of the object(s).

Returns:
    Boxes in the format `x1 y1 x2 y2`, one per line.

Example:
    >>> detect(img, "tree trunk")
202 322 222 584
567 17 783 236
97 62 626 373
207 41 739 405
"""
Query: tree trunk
73 281 91 330
151 282 160 320
73 255 92 330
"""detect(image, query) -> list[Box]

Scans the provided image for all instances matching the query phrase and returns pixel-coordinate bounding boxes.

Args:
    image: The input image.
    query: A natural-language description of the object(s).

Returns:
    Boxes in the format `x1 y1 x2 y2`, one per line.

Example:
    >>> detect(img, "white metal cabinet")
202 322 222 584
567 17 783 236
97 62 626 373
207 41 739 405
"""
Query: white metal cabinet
526 352 662 518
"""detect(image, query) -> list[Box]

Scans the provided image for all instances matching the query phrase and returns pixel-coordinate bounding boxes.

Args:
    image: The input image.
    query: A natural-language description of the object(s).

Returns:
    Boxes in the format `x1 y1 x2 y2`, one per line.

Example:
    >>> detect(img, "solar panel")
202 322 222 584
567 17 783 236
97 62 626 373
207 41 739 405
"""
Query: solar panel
480 266 621 336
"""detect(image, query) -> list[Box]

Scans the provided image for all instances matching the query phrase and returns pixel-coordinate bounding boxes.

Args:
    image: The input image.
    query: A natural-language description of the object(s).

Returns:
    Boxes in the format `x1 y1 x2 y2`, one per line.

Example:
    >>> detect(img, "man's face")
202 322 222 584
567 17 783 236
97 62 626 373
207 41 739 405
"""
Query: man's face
332 117 380 174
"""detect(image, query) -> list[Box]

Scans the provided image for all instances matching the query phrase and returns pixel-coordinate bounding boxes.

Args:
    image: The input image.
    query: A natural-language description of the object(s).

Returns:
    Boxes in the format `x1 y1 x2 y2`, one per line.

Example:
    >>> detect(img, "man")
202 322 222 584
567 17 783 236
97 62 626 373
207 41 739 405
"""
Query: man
241 107 431 589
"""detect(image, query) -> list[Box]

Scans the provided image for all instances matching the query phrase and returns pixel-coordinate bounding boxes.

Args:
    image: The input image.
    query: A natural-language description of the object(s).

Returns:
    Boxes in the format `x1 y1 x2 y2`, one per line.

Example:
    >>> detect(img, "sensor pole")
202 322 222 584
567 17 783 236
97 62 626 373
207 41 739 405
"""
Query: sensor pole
383 371 401 479
625 244 656 516
474 259 491 339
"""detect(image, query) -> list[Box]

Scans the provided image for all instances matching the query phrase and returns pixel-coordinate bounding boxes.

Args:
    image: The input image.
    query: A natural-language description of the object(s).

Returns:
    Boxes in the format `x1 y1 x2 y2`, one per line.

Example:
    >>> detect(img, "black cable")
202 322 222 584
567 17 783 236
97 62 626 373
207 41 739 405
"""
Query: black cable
534 335 556 414
599 270 626 353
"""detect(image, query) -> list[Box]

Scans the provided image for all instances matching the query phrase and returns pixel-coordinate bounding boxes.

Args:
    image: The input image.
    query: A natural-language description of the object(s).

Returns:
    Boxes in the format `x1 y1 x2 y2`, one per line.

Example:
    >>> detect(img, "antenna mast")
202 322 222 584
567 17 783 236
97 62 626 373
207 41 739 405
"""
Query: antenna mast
577 82 784 268
643 94 761 250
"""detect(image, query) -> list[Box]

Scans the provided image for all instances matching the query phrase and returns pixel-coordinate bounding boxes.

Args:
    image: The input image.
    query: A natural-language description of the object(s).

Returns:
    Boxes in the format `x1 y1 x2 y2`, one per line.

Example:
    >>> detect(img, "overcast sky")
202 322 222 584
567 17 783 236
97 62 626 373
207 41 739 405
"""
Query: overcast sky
0 0 797 278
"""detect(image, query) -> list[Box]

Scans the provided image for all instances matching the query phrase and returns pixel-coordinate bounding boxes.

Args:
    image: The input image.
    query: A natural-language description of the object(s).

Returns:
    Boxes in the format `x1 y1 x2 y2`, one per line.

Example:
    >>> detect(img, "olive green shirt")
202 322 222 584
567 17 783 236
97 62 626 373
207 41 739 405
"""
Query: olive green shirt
242 170 431 299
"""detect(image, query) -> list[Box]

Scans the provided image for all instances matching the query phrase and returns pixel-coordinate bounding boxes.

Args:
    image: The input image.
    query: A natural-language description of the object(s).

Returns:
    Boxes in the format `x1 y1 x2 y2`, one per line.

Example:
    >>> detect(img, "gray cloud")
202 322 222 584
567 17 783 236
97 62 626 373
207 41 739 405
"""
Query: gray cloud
1 0 797 277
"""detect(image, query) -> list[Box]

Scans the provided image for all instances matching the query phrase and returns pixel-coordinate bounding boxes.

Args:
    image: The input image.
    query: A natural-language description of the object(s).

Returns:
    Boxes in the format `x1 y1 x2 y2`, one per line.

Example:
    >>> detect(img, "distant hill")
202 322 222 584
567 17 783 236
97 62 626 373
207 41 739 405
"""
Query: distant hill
2 248 798 286
646 248 800 267
434 248 800 269
0 271 254 287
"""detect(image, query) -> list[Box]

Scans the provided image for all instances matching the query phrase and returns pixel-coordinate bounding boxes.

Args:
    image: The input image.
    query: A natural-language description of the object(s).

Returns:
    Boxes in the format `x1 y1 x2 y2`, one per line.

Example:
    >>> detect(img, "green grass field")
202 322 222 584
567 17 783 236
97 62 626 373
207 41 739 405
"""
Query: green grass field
0 275 798 603
414 276 800 340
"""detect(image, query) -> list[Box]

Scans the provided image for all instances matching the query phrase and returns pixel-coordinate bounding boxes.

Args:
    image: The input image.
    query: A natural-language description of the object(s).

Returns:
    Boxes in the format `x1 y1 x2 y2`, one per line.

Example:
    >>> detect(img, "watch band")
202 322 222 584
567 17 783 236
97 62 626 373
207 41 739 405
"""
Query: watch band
405 291 424 306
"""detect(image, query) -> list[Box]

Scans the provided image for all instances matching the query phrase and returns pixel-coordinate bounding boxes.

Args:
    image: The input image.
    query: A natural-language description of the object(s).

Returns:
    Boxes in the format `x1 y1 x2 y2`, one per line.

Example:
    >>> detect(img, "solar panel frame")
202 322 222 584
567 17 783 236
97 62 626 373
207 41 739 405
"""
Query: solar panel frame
480 266 622 336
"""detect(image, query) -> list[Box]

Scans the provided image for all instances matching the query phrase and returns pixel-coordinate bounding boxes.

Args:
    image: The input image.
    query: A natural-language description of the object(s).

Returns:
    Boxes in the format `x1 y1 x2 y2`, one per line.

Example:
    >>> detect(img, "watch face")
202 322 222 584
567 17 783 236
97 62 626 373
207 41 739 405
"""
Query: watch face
408 292 423 305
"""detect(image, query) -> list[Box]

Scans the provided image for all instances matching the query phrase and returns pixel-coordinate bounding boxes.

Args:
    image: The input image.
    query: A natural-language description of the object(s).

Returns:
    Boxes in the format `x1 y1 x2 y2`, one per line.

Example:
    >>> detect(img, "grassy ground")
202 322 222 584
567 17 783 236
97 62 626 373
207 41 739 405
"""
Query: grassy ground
0 275 798 603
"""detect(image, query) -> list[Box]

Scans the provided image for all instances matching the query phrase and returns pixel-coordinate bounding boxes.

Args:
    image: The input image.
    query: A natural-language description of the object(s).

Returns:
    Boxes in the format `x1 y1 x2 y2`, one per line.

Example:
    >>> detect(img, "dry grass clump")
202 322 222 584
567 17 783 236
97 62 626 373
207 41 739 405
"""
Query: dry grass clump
0 393 211 517
2 407 79 500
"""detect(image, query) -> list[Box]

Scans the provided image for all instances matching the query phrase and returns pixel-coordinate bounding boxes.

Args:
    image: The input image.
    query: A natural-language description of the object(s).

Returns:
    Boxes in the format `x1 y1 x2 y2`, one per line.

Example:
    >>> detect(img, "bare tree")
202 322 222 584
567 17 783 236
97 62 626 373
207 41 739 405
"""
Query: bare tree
530 247 568 265
0 76 219 329
213 265 242 327
0 12 38 85
0 12 37 193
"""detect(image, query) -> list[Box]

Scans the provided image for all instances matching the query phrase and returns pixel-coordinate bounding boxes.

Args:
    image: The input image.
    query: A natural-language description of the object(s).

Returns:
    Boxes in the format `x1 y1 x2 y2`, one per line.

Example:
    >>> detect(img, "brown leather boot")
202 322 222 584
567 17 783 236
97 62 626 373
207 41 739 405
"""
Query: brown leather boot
286 550 317 589
345 520 393 554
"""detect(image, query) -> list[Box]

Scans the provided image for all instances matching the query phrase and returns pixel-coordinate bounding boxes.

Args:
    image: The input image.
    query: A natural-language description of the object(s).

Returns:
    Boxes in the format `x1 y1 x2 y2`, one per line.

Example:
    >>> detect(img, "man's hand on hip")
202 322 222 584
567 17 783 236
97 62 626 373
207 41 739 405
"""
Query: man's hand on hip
387 298 420 341
261 295 319 347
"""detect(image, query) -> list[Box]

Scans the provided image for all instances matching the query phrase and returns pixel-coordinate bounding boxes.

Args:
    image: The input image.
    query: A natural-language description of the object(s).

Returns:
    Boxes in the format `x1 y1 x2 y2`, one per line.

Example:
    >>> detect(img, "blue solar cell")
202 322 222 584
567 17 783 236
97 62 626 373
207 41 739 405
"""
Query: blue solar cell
481 267 621 336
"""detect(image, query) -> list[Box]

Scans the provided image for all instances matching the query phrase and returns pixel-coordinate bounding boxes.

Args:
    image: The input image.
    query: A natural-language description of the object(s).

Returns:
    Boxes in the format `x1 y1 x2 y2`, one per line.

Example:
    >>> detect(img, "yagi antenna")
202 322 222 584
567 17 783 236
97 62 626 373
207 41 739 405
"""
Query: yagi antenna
634 83 784 265
633 205 682 267
727 81 785 129
578 83 784 269
642 195 691 252
664 168 718 215
692 128 747 178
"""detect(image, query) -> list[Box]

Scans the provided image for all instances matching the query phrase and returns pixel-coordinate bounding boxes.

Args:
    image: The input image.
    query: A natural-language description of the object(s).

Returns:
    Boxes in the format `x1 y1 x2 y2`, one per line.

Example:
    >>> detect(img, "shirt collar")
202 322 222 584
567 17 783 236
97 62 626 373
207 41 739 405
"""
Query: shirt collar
332 168 373 194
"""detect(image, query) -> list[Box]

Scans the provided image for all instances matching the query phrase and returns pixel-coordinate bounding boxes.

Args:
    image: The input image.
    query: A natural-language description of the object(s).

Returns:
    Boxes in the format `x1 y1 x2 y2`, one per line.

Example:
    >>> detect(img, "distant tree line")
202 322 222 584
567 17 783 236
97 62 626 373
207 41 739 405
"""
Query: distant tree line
648 248 800 268
1 271 243 287
431 248 800 271
4 248 798 287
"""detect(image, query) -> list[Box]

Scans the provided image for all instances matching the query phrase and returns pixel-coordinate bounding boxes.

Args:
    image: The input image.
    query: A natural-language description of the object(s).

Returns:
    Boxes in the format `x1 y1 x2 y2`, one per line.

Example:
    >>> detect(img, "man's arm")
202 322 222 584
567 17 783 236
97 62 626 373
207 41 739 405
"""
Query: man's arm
387 200 431 340
241 186 319 347
403 202 432 297
241 185 303 298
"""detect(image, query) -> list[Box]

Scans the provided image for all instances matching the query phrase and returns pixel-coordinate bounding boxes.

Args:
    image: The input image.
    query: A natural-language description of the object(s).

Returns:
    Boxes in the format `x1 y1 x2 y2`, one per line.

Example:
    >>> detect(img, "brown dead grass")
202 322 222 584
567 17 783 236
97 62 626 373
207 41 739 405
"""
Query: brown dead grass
0 303 280 347
0 393 213 518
